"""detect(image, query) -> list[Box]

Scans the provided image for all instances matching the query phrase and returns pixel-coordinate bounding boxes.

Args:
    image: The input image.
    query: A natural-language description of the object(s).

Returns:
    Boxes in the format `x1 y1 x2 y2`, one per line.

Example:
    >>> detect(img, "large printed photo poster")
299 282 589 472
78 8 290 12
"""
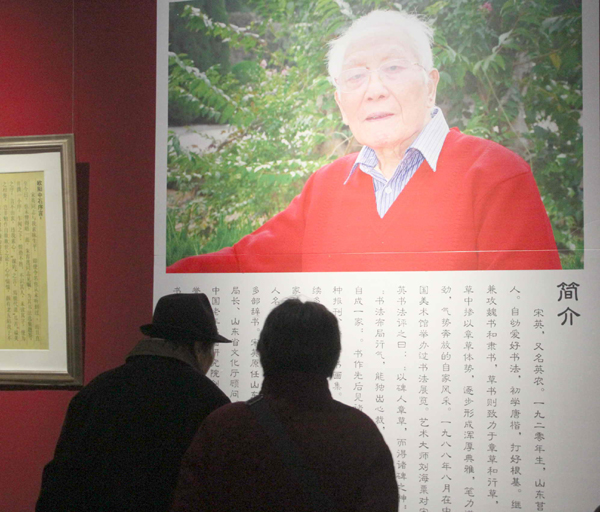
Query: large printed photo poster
155 1 600 510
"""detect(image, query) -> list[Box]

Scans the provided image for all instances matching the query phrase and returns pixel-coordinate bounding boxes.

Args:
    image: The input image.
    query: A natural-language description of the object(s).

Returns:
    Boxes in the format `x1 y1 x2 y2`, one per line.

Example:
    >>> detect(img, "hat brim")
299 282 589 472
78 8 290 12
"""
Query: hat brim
140 323 232 344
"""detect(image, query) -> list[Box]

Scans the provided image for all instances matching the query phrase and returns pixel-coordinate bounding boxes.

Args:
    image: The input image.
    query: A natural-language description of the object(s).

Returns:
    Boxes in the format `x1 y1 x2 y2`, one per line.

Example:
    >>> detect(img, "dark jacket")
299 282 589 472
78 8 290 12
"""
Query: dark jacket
171 372 398 512
36 339 230 512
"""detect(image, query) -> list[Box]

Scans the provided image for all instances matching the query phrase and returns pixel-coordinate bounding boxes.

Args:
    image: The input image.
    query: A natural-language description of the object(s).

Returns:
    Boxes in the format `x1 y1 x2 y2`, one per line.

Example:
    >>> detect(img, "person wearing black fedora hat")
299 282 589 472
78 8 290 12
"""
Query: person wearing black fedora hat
37 293 231 512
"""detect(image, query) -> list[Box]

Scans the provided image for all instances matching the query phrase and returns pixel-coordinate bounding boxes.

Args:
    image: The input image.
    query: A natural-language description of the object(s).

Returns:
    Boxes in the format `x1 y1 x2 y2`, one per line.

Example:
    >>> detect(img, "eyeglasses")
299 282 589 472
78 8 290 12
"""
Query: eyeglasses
335 58 423 93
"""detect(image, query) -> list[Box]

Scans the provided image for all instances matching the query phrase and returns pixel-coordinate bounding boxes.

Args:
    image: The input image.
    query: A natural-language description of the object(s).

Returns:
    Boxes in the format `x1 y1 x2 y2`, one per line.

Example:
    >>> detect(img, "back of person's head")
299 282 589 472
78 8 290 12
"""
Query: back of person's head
257 299 341 378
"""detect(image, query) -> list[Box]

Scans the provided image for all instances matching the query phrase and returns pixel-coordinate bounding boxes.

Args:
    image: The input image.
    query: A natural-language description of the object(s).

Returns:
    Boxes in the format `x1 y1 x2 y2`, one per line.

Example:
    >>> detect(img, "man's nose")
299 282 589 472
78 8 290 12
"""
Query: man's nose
365 71 390 100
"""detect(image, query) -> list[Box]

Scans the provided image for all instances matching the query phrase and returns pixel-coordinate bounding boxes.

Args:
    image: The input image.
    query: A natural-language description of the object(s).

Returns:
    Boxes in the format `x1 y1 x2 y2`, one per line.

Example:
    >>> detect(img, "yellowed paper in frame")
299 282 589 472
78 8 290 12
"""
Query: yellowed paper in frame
0 171 49 349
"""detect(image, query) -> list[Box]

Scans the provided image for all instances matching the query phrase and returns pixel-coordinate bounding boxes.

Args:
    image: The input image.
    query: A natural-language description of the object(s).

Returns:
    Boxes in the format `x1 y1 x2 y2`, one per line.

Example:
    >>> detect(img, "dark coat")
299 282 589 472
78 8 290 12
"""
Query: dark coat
171 372 399 512
36 339 230 512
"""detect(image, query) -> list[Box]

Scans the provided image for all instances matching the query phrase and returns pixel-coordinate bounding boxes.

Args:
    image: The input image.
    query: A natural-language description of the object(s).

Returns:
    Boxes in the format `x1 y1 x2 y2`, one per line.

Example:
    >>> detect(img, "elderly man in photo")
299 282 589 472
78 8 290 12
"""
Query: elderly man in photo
36 293 231 512
168 10 561 273
170 298 398 512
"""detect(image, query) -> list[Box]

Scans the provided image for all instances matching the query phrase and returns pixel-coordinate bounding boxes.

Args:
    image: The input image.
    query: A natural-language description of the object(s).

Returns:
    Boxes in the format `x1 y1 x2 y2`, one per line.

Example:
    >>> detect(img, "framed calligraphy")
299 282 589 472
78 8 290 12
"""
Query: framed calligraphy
0 134 82 387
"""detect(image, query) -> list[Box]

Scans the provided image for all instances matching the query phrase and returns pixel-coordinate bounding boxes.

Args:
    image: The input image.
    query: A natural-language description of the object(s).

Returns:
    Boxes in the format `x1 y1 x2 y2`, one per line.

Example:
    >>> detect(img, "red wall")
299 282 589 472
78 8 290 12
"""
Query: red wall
0 1 156 510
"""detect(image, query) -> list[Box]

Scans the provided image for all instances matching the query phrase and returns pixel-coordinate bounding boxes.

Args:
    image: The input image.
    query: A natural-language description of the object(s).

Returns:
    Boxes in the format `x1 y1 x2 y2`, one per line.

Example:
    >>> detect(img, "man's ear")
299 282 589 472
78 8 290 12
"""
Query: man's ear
334 89 348 125
426 68 440 108
194 341 215 375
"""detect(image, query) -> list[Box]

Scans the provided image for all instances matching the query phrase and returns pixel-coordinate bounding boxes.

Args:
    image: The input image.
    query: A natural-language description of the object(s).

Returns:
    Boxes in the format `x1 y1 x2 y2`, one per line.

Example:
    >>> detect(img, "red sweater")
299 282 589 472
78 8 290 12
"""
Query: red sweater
168 129 561 272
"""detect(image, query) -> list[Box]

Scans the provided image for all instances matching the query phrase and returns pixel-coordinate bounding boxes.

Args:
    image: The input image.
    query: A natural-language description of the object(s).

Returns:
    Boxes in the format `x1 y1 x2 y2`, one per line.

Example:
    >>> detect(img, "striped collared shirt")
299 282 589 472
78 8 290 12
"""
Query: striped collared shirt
345 107 450 218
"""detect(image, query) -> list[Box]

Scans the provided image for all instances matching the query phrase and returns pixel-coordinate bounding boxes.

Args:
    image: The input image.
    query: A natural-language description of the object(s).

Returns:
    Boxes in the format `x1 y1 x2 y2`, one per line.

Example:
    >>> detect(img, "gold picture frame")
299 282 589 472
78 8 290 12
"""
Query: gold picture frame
0 134 82 386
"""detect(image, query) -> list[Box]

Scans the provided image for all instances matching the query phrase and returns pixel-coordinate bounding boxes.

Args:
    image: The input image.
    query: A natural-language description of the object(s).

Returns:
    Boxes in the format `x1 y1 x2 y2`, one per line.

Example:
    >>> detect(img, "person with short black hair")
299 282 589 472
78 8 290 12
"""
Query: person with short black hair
37 293 231 512
257 298 341 377
171 298 398 512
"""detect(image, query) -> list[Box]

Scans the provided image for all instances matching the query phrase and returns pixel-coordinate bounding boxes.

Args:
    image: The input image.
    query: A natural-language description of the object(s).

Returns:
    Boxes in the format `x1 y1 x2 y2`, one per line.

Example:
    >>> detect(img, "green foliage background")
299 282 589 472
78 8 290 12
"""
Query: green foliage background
166 0 583 268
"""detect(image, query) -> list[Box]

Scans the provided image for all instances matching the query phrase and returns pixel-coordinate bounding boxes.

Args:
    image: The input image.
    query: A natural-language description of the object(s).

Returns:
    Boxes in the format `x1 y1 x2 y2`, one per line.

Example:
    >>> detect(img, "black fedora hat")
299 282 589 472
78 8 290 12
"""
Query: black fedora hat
140 293 231 344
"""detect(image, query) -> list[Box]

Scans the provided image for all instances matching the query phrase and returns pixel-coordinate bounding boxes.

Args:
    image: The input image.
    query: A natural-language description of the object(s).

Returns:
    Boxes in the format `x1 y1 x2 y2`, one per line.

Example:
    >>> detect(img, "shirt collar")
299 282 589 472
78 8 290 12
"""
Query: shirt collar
127 337 201 372
344 107 450 184
260 372 332 406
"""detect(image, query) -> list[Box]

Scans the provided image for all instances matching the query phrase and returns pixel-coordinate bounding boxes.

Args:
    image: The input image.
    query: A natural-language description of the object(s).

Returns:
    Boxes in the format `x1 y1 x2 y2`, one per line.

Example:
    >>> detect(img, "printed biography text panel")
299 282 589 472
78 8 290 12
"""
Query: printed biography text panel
156 270 598 511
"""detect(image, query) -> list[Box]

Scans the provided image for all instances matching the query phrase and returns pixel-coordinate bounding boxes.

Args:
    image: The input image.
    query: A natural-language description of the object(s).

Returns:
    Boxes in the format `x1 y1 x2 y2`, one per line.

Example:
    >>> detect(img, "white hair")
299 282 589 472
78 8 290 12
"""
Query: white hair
327 10 435 83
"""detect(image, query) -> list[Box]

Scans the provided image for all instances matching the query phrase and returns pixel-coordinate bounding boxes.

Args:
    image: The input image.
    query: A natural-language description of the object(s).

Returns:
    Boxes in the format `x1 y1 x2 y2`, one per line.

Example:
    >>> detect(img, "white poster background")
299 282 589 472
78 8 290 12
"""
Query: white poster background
155 2 600 510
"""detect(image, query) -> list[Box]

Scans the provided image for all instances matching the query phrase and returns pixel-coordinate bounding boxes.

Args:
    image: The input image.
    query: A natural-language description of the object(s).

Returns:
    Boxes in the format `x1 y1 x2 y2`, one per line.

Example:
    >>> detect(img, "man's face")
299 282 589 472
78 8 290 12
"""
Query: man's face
334 34 439 156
